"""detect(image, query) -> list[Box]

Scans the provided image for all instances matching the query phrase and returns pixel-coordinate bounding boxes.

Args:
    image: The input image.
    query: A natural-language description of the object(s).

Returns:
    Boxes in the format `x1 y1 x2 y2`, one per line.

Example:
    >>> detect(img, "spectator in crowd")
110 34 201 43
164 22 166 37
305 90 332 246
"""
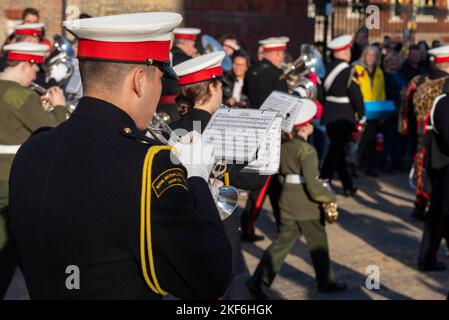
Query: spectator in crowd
21 7 51 49
399 44 426 164
383 51 407 171
380 35 394 67
22 7 40 24
223 53 250 108
400 44 426 83
432 40 441 49
354 45 386 176
418 40 430 72
351 27 368 63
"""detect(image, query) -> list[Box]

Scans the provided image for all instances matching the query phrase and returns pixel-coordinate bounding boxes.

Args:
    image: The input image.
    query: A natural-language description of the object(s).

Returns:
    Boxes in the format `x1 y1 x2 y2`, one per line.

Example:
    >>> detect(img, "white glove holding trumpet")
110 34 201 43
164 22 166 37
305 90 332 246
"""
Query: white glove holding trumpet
171 131 215 181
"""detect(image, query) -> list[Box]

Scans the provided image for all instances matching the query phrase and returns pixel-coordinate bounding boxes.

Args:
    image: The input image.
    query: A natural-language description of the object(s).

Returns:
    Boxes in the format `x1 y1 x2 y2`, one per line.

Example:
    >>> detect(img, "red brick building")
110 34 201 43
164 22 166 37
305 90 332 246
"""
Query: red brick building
184 0 314 58
0 0 313 58
322 0 449 44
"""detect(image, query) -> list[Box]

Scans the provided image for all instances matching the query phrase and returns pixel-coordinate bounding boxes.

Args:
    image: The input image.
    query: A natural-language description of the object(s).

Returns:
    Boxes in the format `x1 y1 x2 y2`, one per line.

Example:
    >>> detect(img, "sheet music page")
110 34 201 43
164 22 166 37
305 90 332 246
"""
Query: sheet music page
260 90 304 132
202 108 278 163
241 116 282 175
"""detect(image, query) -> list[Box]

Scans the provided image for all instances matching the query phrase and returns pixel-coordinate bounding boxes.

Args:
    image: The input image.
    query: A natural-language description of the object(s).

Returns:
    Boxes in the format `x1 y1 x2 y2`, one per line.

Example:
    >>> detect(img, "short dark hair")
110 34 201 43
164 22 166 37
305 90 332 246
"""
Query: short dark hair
79 60 155 93
409 44 420 52
4 60 22 69
232 52 249 65
22 7 39 20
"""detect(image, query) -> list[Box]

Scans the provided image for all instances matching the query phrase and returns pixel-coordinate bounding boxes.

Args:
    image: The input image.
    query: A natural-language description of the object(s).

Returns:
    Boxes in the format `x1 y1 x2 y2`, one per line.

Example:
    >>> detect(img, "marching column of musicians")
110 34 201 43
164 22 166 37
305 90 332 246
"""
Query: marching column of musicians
1 9 449 300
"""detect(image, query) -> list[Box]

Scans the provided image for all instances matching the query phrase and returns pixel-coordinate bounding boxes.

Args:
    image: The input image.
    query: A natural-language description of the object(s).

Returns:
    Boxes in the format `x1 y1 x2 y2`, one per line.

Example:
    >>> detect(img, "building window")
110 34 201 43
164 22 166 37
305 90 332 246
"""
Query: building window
389 0 403 22
416 0 436 15
346 0 364 19
415 0 437 22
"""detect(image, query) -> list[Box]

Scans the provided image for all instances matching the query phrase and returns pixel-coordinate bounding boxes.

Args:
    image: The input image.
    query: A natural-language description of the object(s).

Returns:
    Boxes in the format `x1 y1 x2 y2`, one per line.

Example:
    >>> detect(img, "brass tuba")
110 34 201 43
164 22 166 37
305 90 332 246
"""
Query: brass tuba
280 44 326 99
200 35 232 72
44 35 75 85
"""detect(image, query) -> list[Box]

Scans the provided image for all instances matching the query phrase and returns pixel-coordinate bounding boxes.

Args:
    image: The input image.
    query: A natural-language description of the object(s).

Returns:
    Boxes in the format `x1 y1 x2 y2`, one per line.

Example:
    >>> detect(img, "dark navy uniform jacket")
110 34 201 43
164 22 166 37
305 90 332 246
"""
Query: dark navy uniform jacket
433 94 449 157
171 108 265 275
431 94 449 218
8 97 232 300
243 59 288 109
322 58 365 132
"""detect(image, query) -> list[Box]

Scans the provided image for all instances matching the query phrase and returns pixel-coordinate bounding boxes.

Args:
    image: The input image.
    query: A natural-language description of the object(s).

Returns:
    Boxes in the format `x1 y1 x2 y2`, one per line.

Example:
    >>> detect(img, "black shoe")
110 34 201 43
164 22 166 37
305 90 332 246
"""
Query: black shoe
364 168 379 177
241 234 265 242
343 187 358 197
318 281 348 293
418 261 447 272
246 278 267 300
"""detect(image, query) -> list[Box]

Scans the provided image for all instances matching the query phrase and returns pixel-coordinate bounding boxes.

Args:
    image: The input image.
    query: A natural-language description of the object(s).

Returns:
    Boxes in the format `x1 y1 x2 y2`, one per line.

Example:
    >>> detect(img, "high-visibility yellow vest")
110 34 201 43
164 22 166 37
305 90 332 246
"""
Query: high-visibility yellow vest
353 64 386 102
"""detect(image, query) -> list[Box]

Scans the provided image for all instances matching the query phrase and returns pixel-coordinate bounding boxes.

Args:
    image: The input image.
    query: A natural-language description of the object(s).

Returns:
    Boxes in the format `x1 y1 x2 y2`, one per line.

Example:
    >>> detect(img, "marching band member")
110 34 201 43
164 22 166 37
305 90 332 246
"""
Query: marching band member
240 36 290 242
430 91 449 300
246 100 347 300
158 27 201 124
8 12 231 299
13 23 57 89
320 34 365 196
170 51 265 299
0 42 67 298
172 28 201 64
244 36 289 108
415 45 449 272
399 46 449 224
170 51 226 131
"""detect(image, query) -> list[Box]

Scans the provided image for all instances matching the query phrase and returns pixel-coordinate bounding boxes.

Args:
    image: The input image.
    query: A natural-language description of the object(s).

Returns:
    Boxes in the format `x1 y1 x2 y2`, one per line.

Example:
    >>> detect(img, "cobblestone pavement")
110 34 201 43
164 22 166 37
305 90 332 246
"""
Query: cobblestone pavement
232 172 449 300
4 172 449 300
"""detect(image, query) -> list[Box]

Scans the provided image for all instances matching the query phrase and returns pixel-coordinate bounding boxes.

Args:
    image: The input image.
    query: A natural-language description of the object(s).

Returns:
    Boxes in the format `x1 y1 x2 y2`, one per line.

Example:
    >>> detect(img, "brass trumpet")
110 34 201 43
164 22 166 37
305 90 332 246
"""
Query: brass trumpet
29 82 76 114
147 112 239 220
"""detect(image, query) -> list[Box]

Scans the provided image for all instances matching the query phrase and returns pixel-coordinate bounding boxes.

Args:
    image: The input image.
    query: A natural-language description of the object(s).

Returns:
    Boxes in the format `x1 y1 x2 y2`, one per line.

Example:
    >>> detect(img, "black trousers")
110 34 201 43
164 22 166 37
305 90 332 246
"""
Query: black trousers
0 220 18 299
321 127 354 191
418 165 449 265
240 176 281 237
358 120 378 171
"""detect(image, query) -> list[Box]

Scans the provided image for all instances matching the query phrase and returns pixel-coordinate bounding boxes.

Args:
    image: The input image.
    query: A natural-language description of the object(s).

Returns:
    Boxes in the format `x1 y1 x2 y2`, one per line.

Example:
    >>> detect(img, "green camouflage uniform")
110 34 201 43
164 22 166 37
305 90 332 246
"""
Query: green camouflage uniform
0 78 67 250
251 136 338 289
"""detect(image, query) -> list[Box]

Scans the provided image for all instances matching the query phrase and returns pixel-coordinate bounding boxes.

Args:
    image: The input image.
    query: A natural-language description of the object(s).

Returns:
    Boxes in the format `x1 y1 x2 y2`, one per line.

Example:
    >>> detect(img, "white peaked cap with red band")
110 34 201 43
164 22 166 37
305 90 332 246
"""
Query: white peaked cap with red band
174 51 225 86
3 42 48 64
259 36 289 52
14 23 44 36
173 27 201 41
293 99 318 128
328 34 353 52
428 45 449 64
63 12 182 78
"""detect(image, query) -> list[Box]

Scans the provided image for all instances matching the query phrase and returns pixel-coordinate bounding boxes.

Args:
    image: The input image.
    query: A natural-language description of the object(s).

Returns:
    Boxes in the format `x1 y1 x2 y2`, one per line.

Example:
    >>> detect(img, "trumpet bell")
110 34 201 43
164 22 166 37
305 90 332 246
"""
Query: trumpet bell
216 186 239 220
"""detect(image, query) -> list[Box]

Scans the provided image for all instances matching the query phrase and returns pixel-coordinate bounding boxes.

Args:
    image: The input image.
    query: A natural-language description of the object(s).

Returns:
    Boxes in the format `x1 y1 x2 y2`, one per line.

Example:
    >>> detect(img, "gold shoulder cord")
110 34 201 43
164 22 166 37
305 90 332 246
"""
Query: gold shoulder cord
140 145 172 295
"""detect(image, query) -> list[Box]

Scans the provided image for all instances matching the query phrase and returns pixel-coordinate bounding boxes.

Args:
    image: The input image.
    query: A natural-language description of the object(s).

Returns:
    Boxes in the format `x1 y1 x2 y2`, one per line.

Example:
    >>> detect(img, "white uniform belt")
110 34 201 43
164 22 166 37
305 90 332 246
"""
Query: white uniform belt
285 174 306 184
325 96 350 104
0 145 21 155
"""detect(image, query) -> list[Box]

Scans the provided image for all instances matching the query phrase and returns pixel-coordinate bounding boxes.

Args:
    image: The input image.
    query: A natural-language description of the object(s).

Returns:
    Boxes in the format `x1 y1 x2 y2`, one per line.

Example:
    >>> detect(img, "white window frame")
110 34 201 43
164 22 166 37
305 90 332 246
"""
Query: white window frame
346 0 361 19
389 0 404 23
415 0 438 23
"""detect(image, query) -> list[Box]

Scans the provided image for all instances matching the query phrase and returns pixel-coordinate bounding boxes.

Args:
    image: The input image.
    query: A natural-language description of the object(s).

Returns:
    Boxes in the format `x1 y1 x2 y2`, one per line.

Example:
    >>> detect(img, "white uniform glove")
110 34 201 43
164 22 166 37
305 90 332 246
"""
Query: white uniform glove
171 131 215 181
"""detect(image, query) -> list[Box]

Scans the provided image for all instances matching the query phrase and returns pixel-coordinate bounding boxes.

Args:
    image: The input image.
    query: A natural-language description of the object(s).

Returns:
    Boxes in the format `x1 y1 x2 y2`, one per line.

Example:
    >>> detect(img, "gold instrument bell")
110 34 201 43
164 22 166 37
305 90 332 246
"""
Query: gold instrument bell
322 202 339 223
